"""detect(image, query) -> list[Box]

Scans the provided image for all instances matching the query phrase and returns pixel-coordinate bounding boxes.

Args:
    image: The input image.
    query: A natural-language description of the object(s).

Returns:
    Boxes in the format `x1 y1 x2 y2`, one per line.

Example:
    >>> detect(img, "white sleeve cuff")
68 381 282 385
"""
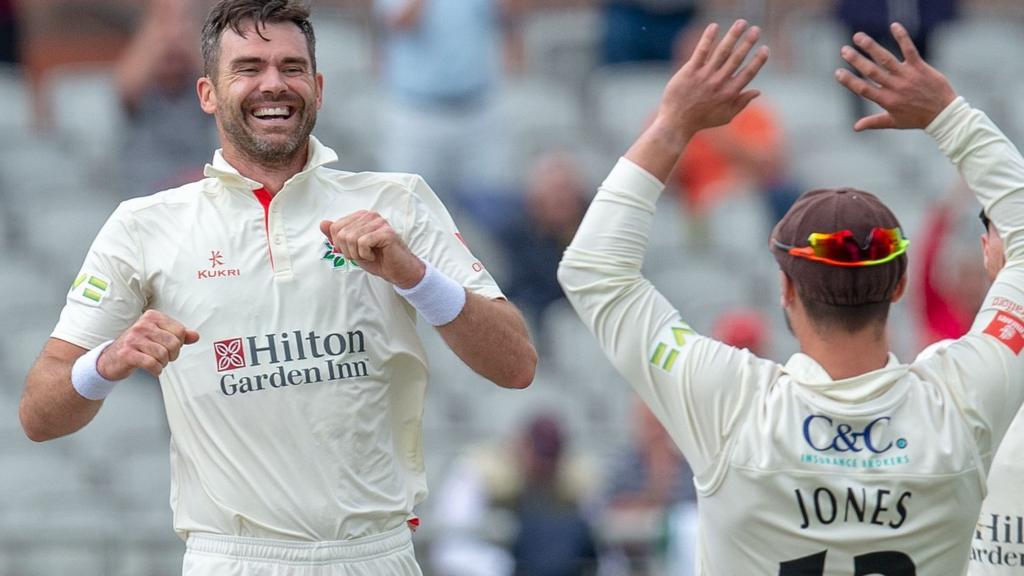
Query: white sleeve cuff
925 96 971 154
601 158 667 211
71 340 117 401
394 260 467 326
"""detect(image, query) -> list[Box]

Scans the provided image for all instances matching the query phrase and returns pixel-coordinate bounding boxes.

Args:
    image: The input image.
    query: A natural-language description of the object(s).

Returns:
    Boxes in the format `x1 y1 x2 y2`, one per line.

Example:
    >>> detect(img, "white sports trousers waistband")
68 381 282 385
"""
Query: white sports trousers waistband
185 525 412 565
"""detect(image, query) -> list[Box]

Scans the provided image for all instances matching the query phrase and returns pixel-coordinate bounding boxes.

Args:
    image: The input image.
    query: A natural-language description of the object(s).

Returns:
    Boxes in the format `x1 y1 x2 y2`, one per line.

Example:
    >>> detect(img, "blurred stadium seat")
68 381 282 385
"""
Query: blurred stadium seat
0 64 32 138
42 64 125 174
588 63 672 155
522 6 602 92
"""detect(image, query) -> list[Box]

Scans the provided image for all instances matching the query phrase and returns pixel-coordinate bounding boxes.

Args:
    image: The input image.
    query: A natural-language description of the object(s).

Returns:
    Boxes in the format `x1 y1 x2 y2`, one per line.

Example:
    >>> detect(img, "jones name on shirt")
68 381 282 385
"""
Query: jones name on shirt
794 486 912 531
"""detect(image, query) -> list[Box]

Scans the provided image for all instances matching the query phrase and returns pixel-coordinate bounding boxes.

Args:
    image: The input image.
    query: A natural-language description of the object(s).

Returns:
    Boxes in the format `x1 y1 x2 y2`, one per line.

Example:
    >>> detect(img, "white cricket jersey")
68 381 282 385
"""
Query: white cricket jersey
970 408 1024 574
52 136 503 541
558 98 1024 575
917 339 1024 576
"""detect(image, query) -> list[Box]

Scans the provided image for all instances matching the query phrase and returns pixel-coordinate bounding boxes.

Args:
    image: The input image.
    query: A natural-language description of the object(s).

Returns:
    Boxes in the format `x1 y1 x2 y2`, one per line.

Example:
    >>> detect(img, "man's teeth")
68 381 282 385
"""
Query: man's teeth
253 107 290 118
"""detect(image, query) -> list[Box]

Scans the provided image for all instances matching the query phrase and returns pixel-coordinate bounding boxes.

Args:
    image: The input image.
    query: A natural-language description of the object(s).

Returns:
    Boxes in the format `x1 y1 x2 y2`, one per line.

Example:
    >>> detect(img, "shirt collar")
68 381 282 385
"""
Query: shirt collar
203 135 340 190
782 352 908 403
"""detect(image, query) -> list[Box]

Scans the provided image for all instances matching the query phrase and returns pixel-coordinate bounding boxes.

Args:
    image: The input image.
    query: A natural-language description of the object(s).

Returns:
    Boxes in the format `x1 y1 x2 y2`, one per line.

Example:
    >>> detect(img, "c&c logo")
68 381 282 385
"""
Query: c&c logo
802 415 906 454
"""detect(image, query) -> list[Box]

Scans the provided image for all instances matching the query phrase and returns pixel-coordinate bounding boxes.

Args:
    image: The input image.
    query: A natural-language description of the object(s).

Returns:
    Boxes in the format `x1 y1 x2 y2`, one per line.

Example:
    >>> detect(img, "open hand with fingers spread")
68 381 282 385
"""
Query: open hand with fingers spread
625 20 769 182
98 310 200 379
655 20 769 141
835 22 957 131
320 211 427 289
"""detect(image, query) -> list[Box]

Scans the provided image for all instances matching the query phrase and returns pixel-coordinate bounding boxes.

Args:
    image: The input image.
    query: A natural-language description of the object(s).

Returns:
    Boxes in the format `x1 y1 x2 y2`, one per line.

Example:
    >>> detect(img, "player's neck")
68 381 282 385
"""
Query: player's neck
220 142 310 196
799 326 891 381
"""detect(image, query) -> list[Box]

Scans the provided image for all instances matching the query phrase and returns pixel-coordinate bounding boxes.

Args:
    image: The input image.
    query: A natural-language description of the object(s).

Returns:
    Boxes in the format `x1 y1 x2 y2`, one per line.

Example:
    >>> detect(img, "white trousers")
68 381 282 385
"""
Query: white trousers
182 525 422 576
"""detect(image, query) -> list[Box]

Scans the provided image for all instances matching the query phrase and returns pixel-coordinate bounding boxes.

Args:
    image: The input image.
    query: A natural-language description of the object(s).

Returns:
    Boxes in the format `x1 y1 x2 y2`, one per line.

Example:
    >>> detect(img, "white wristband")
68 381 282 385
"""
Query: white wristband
394 260 467 326
71 340 118 401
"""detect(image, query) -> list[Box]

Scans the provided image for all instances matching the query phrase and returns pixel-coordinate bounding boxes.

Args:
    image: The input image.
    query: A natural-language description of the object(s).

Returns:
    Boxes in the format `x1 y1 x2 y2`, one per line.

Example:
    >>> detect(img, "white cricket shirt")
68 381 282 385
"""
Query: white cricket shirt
920 337 1024 575
558 98 1024 575
53 136 503 541
970 408 1024 574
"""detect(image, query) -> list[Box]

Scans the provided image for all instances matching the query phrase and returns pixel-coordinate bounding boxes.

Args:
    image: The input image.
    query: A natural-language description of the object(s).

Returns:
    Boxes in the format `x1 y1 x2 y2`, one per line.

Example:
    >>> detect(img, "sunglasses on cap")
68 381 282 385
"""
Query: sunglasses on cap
772 227 909 267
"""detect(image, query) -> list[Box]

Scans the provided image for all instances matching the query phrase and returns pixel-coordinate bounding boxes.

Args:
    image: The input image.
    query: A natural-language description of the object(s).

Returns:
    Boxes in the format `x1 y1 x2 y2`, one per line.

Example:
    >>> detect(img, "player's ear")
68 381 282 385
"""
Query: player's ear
780 272 796 308
890 274 908 303
315 72 324 111
197 76 217 115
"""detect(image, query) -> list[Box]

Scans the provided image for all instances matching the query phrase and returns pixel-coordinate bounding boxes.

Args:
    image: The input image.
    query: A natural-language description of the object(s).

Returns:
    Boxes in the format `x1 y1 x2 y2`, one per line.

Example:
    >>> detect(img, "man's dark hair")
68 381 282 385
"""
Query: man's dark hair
201 0 316 79
980 209 992 232
798 290 892 335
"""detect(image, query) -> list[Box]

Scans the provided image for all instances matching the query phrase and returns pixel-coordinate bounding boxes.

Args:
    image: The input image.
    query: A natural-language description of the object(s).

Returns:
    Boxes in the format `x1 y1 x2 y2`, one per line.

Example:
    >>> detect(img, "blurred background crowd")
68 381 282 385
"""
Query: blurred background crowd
0 0 1022 574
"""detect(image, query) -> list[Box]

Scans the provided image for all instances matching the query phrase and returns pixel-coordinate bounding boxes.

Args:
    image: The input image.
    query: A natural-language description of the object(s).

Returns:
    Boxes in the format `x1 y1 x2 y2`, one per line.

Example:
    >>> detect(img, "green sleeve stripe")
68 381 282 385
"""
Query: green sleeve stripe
87 276 108 291
663 349 680 371
650 343 667 366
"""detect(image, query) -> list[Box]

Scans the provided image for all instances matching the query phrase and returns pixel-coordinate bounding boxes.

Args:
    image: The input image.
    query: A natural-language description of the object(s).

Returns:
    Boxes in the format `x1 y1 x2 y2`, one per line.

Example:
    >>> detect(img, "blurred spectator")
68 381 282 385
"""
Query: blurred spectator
115 0 216 197
602 398 696 575
511 415 599 576
837 0 956 61
0 0 19 64
603 0 698 64
431 413 600 576
837 0 958 120
713 308 768 357
670 27 799 227
914 184 988 349
374 0 519 206
494 151 587 337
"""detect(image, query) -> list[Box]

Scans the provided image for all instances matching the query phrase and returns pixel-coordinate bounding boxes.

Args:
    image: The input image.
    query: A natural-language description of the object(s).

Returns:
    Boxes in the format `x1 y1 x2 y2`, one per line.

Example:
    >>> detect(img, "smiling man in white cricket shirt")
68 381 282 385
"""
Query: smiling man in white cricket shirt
18 1 537 575
559 20 1024 574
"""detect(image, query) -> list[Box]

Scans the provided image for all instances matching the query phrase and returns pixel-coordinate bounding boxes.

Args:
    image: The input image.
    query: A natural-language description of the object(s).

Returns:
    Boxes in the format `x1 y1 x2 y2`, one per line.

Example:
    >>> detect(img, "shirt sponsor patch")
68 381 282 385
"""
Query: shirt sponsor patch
991 296 1024 318
649 324 696 372
214 338 246 372
983 311 1024 354
68 272 111 307
321 241 361 271
197 249 242 280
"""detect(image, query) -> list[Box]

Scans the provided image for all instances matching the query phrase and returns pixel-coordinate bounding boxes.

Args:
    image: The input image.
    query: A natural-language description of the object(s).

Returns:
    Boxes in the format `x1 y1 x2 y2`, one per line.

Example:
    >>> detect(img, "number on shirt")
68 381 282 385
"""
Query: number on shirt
779 550 915 575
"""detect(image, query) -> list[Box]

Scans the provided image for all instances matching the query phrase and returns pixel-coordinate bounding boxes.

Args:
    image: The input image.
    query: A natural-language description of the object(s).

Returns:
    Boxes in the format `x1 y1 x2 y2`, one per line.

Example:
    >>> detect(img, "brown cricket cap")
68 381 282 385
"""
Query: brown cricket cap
770 187 907 306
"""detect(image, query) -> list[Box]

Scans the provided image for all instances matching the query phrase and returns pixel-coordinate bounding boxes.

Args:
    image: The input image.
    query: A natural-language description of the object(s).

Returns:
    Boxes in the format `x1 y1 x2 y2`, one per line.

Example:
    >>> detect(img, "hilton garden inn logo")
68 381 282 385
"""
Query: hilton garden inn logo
69 272 110 307
213 329 372 396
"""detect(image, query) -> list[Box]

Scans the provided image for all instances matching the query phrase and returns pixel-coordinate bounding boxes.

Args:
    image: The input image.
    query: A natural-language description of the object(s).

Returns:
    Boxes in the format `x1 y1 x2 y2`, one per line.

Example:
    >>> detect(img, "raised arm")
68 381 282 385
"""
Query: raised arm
320 212 536 390
835 23 1024 281
624 21 769 181
838 23 1024 449
556 21 771 477
434 293 535 389
21 339 99 442
20 311 199 442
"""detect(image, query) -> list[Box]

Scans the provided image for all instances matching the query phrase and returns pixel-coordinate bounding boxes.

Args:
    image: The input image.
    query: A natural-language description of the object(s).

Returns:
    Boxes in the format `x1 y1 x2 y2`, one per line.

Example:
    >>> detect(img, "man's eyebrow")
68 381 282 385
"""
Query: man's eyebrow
281 57 311 66
228 57 265 68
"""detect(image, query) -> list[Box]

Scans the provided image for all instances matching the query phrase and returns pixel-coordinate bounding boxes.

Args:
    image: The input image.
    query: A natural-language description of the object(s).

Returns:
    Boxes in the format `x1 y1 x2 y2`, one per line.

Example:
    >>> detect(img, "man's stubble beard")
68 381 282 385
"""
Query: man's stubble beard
219 98 318 169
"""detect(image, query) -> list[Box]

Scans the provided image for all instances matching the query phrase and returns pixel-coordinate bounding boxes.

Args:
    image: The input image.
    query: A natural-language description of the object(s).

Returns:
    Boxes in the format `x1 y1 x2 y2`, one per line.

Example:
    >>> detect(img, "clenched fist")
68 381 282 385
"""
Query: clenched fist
98 310 200 379
320 211 426 289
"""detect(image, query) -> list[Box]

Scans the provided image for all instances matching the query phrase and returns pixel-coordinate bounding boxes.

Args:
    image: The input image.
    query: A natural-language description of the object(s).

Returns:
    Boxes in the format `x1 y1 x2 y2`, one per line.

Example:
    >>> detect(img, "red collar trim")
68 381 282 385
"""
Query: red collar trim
253 187 275 269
